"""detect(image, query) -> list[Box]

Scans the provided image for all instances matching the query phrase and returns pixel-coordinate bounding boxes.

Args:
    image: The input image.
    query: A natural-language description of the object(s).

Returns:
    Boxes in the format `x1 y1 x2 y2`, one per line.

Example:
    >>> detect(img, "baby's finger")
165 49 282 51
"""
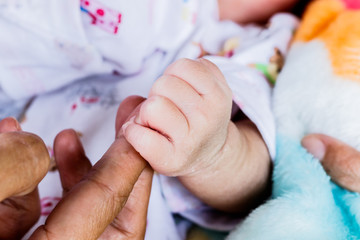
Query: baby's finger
122 119 175 174
54 129 92 194
135 95 189 143
164 58 231 98
149 74 203 123
198 58 229 85
115 95 146 136
0 117 21 133
302 134 360 193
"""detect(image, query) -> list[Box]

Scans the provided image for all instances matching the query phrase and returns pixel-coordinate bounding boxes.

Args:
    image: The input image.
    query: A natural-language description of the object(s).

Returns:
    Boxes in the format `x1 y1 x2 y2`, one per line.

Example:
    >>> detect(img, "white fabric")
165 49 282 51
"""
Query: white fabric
0 1 298 239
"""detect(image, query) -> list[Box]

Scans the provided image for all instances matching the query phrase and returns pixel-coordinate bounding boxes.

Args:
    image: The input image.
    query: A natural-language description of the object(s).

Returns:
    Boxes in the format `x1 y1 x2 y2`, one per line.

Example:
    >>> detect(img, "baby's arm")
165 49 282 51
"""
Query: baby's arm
122 58 271 212
218 0 299 23
179 117 271 212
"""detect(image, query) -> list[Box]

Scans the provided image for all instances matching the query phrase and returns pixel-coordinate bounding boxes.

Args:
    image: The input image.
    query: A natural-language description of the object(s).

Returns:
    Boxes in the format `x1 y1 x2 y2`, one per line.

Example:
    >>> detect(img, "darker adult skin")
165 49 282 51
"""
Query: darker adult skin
0 96 153 240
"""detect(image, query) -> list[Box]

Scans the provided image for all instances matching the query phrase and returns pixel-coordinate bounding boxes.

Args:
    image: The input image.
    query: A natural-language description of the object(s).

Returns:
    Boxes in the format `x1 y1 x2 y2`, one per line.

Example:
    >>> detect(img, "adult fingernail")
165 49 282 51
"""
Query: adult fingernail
302 136 326 160
7 117 22 131
13 117 21 130
120 116 135 137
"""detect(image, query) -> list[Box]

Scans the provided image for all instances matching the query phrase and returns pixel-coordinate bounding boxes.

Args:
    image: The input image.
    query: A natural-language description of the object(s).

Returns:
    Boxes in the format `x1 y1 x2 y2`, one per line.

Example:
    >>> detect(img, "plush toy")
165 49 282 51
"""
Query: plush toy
227 0 360 239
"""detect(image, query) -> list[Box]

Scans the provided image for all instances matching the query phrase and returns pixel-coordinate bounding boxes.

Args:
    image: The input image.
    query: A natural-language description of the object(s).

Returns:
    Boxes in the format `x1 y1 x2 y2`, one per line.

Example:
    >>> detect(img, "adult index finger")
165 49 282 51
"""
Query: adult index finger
30 137 148 240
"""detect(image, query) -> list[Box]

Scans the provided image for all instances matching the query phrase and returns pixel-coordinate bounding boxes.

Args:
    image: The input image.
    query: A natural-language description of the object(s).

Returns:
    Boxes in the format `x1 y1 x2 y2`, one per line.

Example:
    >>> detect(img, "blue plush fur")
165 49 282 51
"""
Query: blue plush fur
226 0 360 237
227 135 360 240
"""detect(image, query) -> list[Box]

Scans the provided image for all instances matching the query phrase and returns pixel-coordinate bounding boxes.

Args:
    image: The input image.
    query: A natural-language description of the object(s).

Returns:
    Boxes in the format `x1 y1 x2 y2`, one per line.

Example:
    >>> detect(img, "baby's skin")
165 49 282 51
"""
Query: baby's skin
122 58 271 212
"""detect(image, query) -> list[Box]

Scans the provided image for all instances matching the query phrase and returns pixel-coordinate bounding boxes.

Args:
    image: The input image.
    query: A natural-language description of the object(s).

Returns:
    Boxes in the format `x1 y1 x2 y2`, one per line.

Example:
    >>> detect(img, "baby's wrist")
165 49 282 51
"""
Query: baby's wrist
178 120 271 212
177 123 250 211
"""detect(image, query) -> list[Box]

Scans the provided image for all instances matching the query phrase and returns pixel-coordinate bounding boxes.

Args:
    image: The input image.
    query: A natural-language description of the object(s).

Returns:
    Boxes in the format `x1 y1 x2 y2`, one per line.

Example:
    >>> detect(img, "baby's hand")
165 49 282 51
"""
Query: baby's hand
122 58 233 177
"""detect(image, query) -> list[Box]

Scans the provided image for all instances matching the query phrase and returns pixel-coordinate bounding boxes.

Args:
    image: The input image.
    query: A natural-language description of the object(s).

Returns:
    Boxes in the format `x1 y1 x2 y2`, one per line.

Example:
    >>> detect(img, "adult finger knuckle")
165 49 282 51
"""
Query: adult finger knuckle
88 176 127 211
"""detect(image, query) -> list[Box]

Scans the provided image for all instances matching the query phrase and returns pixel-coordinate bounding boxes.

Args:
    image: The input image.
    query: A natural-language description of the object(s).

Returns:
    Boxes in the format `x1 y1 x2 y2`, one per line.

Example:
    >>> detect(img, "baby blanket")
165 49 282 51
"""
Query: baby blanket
228 0 360 239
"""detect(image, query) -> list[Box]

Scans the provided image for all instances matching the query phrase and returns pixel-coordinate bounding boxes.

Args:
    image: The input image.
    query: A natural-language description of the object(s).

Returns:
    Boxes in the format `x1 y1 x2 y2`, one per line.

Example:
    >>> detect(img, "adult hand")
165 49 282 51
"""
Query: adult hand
30 95 154 240
0 117 50 239
302 134 360 193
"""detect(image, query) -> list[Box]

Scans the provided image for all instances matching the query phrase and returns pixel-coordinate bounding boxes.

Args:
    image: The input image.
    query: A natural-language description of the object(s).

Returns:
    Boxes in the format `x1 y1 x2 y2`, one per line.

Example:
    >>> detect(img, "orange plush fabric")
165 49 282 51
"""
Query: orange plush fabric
294 0 360 82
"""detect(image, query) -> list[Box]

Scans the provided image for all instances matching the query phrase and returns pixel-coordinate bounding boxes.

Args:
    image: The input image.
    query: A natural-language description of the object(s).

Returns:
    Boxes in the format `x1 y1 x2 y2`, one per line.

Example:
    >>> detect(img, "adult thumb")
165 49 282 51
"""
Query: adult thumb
302 134 360 193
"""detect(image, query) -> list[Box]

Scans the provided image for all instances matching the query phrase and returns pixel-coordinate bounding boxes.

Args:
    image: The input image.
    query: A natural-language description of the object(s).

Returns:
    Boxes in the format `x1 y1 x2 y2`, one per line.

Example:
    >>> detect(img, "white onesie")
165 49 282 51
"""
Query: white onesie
0 0 298 239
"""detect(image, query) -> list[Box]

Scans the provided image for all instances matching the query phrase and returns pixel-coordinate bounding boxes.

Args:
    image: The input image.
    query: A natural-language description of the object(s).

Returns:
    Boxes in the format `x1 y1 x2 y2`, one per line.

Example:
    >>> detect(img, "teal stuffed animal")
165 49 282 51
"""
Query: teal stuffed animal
228 0 360 239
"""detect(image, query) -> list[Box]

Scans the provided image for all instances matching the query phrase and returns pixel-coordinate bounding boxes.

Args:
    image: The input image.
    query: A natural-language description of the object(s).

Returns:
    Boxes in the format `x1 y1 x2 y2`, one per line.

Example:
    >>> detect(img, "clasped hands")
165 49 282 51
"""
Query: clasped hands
2 120 356 240
0 95 152 240
1 58 360 239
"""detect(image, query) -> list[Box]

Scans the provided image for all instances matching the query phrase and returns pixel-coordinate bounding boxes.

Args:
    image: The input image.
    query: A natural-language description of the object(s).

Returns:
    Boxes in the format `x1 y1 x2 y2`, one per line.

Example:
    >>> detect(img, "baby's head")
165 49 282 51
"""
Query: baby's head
218 0 299 23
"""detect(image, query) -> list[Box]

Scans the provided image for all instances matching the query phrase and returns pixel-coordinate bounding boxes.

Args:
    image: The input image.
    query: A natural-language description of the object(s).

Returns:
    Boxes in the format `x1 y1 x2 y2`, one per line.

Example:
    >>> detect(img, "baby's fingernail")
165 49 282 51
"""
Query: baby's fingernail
302 136 326 160
134 114 141 125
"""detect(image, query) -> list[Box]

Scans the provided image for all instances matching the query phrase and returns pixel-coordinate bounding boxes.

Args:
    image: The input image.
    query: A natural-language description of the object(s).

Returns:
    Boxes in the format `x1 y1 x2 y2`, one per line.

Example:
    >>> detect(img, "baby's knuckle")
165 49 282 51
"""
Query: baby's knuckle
166 58 198 75
209 90 232 112
151 76 169 94
140 96 162 117
174 58 197 68
192 106 209 125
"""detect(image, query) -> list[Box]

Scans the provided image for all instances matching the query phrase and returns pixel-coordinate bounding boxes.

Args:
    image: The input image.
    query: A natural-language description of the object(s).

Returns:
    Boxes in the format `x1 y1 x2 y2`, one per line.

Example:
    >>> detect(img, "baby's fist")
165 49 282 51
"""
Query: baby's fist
122 58 233 176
